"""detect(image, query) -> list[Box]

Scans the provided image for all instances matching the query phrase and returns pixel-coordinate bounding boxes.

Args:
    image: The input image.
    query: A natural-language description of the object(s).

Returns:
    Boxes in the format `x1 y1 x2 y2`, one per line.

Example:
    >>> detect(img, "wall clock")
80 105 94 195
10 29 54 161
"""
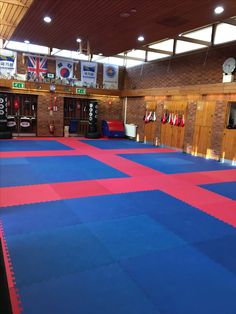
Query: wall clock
50 84 56 92
222 57 236 74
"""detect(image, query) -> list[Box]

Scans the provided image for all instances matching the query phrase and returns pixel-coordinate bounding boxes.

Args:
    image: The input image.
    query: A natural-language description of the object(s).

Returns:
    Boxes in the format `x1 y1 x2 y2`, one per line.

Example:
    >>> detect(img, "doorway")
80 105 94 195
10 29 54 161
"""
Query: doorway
64 98 97 136
6 93 38 136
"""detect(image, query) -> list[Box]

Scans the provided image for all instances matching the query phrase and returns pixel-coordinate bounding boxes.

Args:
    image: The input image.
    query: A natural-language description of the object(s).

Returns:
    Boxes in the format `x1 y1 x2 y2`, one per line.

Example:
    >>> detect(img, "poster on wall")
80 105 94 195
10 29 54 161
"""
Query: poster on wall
27 55 48 81
103 64 119 89
81 61 97 87
56 59 73 79
0 49 17 78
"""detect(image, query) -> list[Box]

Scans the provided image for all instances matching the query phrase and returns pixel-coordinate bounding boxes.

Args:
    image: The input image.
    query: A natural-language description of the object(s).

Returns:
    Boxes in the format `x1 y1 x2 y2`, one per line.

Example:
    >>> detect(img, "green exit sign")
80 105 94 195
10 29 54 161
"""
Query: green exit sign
12 82 25 89
76 88 86 95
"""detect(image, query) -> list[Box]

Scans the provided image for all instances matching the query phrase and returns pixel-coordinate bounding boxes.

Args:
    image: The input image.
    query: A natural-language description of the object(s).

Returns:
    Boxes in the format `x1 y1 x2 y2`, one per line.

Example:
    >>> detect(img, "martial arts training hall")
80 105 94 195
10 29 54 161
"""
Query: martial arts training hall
0 1 236 314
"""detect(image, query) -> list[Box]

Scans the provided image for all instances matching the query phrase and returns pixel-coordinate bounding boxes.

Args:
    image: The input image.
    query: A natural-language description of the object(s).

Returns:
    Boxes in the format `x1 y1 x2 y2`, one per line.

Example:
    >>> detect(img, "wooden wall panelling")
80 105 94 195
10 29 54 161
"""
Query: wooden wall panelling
192 126 212 155
144 122 157 143
192 101 216 156
160 100 187 149
143 98 157 143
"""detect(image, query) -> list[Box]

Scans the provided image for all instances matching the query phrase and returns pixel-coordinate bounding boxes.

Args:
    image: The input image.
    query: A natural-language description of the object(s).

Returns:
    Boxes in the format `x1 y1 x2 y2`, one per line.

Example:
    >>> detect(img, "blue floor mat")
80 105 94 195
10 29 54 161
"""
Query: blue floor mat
19 264 159 314
200 181 236 200
0 155 128 187
0 140 73 152
120 245 236 314
81 139 155 149
119 152 234 173
6 224 114 288
2 190 236 314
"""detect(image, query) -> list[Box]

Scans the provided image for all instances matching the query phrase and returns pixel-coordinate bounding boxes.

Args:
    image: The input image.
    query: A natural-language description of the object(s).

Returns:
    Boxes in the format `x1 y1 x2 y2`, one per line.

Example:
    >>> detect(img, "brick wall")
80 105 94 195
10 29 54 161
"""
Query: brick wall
17 53 125 89
125 45 236 89
37 94 64 136
184 101 197 152
98 96 123 132
14 52 124 135
211 100 228 156
125 97 146 141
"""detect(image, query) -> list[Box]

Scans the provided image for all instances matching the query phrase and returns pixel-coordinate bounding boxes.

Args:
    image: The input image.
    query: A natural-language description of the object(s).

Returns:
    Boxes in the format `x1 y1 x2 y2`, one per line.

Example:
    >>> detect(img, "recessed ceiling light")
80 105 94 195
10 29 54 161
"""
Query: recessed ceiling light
137 35 144 41
24 40 30 44
120 12 130 18
214 6 224 14
44 16 52 23
76 38 81 43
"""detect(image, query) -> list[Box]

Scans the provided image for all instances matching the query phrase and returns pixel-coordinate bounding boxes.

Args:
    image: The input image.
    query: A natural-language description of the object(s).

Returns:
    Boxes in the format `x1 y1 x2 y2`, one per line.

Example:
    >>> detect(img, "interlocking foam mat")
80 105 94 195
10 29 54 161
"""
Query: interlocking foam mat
119 152 234 173
0 139 73 152
0 138 236 314
81 139 156 149
0 155 128 187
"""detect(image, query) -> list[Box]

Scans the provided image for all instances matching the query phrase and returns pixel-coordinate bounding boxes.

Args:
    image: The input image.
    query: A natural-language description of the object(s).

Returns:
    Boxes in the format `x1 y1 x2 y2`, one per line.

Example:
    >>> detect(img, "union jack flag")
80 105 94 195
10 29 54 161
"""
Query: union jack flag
27 56 48 80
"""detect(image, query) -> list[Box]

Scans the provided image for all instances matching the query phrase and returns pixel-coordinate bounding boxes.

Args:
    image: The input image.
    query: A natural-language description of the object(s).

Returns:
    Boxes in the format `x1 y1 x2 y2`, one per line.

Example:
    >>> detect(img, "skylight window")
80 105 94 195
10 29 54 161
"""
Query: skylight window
125 59 144 68
126 50 146 59
214 23 236 44
5 41 49 54
183 26 212 42
149 39 174 52
96 57 125 67
147 51 169 61
175 40 206 54
50 49 88 60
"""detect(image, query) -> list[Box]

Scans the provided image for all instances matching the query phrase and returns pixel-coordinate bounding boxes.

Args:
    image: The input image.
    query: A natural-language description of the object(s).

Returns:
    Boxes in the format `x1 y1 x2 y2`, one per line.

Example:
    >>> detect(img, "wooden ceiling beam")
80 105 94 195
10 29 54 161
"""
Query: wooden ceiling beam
223 18 236 26
0 20 17 27
114 54 145 62
176 36 211 47
0 0 30 7
140 47 173 56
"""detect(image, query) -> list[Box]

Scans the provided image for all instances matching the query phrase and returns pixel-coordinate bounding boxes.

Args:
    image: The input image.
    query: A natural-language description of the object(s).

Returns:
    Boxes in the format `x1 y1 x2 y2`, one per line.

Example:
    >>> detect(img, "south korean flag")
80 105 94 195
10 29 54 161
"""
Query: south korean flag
56 59 73 79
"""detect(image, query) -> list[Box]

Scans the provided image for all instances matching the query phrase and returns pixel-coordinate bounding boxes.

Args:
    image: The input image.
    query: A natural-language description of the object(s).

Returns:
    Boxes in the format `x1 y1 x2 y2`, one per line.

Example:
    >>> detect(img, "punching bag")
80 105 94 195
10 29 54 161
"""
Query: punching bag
0 94 12 138
86 101 100 138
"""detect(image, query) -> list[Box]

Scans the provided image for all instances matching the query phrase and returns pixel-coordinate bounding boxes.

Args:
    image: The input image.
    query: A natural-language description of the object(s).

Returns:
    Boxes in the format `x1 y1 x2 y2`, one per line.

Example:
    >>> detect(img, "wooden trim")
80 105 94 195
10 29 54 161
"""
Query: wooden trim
176 36 211 47
0 0 30 7
121 82 236 97
140 47 173 56
0 79 121 97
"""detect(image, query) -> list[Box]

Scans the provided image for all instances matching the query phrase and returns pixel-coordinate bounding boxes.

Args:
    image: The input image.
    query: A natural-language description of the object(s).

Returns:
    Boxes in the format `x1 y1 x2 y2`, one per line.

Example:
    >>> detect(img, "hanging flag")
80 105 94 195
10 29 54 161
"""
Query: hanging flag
81 61 97 87
152 111 157 121
180 114 185 127
172 113 176 125
103 64 119 89
27 55 47 80
161 111 167 124
0 49 17 77
168 113 173 125
56 59 73 79
174 114 179 126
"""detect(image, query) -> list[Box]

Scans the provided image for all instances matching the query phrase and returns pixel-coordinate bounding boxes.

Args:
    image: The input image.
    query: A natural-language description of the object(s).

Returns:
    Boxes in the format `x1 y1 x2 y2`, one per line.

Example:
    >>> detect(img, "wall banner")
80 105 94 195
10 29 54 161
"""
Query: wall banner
56 59 73 79
81 61 97 87
0 49 17 78
103 64 119 89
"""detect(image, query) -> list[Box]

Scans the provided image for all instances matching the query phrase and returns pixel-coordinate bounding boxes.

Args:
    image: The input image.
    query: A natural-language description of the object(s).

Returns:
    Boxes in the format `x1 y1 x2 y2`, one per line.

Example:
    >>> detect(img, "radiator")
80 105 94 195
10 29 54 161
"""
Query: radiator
125 123 137 138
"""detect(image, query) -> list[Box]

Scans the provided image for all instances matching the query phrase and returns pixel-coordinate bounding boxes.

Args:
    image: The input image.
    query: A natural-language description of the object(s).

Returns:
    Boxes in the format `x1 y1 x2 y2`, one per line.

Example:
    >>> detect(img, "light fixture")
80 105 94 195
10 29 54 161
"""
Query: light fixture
137 35 144 41
120 12 130 18
44 16 52 23
214 6 224 14
76 38 81 43
24 40 30 44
